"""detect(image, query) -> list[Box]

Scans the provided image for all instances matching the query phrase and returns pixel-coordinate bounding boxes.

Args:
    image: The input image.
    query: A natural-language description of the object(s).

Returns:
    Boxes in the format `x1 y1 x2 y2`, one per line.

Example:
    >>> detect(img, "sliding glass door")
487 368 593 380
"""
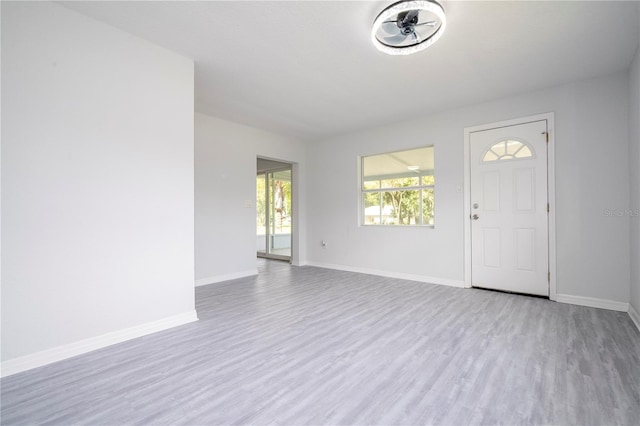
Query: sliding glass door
256 167 292 260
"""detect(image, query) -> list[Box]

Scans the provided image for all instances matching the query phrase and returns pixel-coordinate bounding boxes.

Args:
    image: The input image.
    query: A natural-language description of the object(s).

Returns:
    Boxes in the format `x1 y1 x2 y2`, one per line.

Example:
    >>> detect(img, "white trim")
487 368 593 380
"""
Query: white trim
291 162 299 265
0 310 198 378
195 269 258 287
556 294 629 312
546 115 558 301
463 113 557 299
628 304 640 332
305 261 465 288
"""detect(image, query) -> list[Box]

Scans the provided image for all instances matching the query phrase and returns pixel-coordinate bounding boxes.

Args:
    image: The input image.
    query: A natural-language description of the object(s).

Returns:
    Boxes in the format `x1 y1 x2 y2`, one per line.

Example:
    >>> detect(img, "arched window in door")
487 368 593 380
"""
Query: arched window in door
482 139 534 163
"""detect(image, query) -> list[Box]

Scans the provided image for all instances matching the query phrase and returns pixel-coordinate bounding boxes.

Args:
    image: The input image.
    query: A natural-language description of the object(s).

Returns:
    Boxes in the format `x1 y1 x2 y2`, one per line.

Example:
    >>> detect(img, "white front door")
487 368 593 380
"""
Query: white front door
470 120 549 296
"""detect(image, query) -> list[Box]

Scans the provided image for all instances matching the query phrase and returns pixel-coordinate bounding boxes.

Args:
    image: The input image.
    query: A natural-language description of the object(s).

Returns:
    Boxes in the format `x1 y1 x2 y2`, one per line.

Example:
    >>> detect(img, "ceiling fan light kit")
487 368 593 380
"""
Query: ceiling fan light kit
371 0 446 56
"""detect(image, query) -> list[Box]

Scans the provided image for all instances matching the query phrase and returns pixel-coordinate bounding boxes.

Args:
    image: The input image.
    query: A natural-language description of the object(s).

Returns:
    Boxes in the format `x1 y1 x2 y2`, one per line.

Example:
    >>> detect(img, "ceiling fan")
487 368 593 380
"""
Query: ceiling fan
381 9 437 45
371 0 446 55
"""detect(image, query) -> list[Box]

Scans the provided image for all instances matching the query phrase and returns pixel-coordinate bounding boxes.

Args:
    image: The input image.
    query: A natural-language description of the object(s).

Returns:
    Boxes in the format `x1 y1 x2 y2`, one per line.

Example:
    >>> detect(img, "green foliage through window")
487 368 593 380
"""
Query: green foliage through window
257 171 292 235
361 146 434 226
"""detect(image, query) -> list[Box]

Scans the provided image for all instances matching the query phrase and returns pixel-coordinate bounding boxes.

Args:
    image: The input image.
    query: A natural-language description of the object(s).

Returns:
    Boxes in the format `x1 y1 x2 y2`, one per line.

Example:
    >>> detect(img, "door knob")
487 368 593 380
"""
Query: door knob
472 214 479 220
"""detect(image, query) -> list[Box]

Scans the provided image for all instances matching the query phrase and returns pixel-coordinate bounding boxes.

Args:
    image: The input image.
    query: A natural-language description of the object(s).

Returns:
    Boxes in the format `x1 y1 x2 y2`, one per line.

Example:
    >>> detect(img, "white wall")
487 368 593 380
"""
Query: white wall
195 113 306 285
0 1 4 357
1 2 196 368
629 19 640 324
307 71 631 304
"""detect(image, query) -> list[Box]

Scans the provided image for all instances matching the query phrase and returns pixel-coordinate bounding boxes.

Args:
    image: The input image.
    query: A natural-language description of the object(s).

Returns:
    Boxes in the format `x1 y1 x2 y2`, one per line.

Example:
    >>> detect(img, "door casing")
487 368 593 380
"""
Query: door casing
463 113 557 301
257 165 293 262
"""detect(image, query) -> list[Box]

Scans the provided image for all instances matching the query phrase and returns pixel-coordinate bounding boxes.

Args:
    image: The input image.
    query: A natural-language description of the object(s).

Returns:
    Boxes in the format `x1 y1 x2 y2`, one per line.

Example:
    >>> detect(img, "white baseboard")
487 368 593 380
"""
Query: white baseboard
0 310 198 378
556 294 629 312
195 269 258 287
304 261 466 288
628 304 640 332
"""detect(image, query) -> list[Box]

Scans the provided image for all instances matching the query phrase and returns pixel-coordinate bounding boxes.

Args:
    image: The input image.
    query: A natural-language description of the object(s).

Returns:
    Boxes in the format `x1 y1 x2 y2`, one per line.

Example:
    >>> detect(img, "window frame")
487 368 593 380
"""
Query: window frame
359 146 435 227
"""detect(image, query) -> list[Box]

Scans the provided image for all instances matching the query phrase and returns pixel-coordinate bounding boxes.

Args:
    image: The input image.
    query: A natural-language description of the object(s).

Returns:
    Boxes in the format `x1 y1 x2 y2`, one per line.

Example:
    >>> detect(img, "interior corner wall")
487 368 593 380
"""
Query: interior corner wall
195 113 306 285
629 40 640 319
307 71 631 304
1 2 195 364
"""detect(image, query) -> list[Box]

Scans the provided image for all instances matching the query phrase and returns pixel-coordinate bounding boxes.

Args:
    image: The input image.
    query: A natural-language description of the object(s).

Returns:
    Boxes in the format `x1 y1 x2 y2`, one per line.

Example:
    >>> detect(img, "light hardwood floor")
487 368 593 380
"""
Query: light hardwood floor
2 260 639 425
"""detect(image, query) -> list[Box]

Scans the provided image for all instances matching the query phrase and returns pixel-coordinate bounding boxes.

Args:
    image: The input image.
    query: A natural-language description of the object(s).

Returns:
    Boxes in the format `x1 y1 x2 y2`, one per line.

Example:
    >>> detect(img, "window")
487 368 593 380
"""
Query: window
482 139 533 162
361 146 434 226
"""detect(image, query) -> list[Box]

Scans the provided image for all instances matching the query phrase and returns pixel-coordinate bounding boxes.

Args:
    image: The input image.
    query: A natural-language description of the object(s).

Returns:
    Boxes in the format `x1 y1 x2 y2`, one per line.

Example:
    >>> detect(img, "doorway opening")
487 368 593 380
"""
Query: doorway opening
257 158 292 262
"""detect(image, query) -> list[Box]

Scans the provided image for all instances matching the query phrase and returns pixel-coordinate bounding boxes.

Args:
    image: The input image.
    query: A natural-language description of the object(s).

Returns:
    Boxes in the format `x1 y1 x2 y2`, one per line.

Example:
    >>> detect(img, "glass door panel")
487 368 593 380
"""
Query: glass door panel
268 169 291 258
257 163 292 261
256 173 267 255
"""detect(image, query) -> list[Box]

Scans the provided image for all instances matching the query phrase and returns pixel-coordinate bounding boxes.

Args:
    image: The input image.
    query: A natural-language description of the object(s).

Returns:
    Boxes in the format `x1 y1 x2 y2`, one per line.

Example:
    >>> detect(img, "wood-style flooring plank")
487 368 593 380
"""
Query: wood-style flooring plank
2 259 639 425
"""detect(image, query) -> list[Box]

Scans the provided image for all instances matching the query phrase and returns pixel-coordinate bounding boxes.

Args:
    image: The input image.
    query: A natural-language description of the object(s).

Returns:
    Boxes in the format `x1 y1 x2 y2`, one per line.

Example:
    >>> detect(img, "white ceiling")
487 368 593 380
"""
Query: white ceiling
257 157 291 173
60 1 640 141
364 146 434 179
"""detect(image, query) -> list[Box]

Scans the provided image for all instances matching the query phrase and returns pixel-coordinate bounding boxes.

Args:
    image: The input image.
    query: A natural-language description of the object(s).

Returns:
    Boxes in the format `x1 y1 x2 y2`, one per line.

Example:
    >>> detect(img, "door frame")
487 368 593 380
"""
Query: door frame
463 112 557 301
256 157 296 264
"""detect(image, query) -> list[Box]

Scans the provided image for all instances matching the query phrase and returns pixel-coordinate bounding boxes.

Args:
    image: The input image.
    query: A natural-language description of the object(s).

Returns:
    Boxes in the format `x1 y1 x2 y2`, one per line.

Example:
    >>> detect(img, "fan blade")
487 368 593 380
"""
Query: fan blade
383 33 408 44
415 20 436 27
411 32 420 43
402 9 419 24
381 21 399 35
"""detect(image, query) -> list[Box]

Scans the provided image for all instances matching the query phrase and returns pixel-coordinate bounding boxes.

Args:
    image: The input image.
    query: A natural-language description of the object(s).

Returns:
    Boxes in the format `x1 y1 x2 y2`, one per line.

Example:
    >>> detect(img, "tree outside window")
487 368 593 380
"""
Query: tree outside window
361 146 434 226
